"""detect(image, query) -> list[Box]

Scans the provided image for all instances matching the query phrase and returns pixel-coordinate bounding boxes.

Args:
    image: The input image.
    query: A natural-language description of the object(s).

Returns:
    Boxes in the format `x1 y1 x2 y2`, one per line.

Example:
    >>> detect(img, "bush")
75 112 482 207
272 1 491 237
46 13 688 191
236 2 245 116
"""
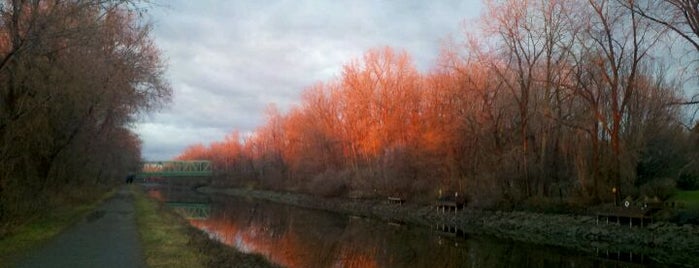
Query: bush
670 210 699 225
517 196 580 214
677 174 699 191
640 178 677 201
304 170 348 198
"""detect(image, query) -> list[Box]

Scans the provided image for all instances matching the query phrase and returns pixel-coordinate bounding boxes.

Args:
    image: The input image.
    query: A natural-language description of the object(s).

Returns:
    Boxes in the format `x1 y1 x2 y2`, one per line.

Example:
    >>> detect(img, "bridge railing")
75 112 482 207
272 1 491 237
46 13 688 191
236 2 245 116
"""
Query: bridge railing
166 202 211 220
138 160 213 177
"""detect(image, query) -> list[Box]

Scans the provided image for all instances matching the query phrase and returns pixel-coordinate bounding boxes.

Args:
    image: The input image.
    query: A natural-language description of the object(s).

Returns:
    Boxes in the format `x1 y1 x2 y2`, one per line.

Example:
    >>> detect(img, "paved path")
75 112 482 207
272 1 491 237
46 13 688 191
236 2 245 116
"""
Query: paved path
17 185 145 268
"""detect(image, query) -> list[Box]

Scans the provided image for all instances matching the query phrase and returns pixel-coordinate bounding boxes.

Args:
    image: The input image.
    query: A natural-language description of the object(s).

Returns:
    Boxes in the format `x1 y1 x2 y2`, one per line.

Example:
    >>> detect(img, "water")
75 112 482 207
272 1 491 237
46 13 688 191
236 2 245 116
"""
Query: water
145 185 653 268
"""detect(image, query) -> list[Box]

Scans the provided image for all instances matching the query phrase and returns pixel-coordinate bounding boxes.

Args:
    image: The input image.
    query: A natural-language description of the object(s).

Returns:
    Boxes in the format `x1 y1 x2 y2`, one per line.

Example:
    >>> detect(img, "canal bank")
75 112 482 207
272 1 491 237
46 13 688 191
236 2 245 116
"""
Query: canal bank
131 186 278 268
199 187 699 267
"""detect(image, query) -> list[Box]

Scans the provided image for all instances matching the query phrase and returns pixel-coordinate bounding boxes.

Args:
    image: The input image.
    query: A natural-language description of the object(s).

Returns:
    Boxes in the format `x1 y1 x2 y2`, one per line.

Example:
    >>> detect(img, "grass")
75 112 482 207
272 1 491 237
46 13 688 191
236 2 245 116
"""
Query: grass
0 188 116 266
1 185 271 268
672 190 699 210
131 185 205 268
132 185 278 268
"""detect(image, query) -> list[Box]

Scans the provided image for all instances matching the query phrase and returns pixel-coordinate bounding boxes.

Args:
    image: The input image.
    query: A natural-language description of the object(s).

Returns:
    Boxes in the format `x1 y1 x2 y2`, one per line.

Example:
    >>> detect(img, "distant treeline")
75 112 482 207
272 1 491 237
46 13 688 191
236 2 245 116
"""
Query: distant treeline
178 0 699 208
0 0 169 232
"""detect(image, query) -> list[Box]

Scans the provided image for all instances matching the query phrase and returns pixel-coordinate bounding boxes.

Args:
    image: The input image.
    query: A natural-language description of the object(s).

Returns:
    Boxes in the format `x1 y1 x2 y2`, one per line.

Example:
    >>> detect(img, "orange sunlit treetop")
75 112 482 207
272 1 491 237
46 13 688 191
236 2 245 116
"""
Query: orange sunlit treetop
177 0 698 206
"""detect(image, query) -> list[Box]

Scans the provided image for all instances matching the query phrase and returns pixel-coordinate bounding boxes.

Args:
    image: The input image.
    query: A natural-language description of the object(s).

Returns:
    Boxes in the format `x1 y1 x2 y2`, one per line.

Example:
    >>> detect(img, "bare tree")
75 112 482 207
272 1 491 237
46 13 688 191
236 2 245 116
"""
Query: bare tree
0 0 169 227
618 0 699 51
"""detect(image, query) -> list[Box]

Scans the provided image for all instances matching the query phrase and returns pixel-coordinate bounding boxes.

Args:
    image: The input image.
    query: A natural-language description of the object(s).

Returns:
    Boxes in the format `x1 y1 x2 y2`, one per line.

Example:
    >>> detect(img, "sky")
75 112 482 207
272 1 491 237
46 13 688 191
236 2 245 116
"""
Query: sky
134 0 484 161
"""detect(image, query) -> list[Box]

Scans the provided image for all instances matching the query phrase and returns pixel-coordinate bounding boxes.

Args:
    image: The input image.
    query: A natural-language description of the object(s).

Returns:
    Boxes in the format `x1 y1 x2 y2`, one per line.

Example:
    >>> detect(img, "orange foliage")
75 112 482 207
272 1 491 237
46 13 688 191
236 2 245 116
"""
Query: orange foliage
175 143 209 160
175 5 690 204
175 46 490 194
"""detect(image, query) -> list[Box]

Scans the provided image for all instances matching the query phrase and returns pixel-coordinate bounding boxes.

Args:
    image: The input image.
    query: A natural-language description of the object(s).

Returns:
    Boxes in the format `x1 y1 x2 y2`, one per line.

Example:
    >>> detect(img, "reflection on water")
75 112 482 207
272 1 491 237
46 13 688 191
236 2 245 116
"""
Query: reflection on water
146 186 653 268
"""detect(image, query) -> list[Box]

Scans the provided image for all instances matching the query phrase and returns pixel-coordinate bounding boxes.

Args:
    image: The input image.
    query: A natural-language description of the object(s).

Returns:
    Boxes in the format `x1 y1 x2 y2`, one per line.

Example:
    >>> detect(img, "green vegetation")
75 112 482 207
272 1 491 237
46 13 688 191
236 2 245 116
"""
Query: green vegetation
0 188 115 265
668 190 699 225
672 191 699 210
132 186 204 268
131 186 277 268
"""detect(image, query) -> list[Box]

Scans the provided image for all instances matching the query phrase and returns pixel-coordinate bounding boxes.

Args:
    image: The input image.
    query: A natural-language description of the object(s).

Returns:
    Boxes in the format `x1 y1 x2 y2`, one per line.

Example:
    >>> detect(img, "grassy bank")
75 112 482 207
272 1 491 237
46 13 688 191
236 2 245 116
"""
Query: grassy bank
0 188 117 266
131 185 277 268
131 185 204 267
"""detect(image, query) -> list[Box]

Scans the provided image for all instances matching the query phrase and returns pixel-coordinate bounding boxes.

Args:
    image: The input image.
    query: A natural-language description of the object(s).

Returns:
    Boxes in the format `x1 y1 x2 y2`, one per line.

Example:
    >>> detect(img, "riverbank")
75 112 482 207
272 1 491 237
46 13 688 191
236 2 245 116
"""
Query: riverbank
131 186 278 268
200 187 699 267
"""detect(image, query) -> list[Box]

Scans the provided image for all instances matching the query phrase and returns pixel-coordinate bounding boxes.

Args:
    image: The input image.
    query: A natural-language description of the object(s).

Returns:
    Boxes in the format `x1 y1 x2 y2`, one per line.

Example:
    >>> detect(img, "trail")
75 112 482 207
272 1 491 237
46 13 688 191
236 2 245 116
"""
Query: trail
17 185 145 268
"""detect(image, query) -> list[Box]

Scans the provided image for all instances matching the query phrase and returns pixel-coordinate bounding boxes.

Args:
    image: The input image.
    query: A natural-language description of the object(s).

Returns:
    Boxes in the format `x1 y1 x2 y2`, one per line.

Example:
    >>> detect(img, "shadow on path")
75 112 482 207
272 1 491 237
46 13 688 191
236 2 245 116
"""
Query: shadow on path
17 185 145 268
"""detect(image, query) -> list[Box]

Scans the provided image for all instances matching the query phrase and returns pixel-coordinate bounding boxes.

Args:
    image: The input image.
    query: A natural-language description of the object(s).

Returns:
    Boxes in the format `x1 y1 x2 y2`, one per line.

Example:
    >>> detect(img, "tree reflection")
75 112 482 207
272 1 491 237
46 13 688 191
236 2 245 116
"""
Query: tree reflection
183 194 623 268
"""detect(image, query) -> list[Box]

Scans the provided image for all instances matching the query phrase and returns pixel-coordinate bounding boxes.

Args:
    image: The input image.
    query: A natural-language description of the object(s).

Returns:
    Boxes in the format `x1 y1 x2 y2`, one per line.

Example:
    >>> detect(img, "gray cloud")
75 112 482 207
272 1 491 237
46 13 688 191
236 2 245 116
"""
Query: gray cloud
135 0 483 160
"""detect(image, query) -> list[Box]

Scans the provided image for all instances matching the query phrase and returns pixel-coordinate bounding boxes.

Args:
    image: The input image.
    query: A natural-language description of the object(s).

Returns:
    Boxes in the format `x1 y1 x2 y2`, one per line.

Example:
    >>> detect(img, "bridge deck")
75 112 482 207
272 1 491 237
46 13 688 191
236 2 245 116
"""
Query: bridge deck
138 160 213 177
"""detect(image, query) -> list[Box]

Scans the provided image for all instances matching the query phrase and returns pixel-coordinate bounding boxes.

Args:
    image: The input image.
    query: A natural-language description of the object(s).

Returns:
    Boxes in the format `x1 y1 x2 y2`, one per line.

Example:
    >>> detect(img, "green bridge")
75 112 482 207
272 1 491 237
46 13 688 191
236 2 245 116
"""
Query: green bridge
166 202 211 220
138 160 213 178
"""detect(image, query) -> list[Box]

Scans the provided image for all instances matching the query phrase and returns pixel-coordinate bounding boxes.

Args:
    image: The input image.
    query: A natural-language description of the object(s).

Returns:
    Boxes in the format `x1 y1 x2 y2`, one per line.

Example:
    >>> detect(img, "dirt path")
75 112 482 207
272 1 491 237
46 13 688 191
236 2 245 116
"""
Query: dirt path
17 185 145 268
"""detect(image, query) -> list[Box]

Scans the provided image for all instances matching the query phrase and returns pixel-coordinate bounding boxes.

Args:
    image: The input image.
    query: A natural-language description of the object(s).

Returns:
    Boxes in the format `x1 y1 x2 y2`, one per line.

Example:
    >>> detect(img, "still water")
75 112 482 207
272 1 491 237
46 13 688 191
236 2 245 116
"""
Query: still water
146 185 652 268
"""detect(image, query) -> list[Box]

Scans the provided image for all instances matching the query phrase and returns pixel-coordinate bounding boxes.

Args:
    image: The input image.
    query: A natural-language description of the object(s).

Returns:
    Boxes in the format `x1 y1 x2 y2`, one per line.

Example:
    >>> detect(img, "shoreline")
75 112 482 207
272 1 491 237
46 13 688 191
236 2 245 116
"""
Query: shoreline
133 185 278 268
199 186 699 267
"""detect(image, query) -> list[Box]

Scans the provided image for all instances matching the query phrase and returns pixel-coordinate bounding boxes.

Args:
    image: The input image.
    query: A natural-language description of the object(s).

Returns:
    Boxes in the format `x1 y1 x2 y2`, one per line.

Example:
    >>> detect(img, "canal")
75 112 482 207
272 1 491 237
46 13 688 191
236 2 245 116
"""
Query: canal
145 185 653 268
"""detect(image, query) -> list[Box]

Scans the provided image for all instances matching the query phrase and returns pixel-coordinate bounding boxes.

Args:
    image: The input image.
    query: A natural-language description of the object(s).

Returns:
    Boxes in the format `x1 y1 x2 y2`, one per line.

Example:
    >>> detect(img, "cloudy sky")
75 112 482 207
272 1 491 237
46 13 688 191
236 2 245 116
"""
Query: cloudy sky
134 1 483 161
